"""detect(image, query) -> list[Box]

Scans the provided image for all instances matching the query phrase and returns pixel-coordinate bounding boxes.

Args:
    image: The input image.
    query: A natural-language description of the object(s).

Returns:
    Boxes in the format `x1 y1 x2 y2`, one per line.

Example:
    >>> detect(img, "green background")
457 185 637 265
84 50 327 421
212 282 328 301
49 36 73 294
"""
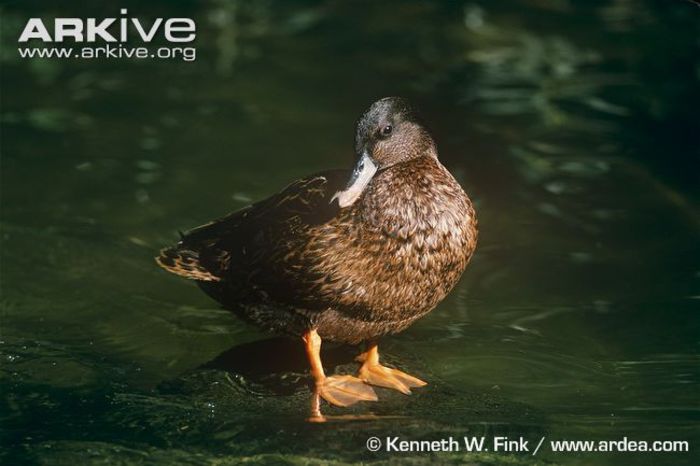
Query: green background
1 0 698 464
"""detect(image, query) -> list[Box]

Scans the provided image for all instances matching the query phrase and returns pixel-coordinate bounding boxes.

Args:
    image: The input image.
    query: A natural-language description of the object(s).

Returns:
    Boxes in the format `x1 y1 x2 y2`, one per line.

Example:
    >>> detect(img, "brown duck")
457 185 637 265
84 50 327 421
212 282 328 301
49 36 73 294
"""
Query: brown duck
157 97 478 420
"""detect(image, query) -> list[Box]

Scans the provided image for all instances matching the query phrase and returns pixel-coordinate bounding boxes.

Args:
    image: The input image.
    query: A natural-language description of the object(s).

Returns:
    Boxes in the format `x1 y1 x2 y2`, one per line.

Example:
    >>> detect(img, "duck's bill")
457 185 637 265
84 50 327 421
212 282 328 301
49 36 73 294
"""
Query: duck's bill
331 153 378 208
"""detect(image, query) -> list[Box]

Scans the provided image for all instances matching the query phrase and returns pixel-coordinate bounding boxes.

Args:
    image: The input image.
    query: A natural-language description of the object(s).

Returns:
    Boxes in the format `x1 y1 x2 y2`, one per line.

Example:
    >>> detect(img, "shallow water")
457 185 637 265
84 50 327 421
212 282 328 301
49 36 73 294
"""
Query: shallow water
1 0 699 464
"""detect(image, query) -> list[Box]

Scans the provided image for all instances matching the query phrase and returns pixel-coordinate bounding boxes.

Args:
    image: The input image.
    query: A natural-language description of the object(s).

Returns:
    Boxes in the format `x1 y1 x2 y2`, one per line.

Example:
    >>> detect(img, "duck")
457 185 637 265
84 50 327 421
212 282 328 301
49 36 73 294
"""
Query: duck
156 97 478 420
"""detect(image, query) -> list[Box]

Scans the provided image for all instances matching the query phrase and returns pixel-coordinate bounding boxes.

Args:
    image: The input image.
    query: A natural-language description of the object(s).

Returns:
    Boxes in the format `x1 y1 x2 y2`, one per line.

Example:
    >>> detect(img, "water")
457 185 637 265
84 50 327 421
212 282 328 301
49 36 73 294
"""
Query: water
1 0 699 464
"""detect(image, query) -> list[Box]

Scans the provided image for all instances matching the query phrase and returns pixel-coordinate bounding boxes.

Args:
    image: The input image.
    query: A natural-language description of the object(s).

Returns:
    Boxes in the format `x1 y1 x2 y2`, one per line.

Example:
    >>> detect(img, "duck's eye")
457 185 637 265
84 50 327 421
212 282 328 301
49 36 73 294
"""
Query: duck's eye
380 125 393 138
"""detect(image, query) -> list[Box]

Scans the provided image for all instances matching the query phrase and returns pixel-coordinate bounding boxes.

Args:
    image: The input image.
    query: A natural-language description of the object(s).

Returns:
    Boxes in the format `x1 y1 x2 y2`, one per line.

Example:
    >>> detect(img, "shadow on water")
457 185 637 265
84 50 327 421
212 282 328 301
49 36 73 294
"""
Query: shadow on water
200 337 357 395
1 0 699 464
155 349 548 463
1 335 547 464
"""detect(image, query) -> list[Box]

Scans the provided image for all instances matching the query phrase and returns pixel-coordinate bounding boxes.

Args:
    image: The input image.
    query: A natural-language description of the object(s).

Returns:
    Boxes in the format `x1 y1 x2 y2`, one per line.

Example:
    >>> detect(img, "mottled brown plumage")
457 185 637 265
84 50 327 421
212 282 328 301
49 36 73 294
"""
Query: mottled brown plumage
157 97 477 417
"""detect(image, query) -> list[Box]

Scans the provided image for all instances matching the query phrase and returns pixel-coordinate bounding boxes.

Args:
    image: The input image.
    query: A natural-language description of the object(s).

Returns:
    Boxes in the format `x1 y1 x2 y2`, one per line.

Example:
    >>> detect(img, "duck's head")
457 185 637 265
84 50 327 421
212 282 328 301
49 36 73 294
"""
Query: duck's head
333 97 437 208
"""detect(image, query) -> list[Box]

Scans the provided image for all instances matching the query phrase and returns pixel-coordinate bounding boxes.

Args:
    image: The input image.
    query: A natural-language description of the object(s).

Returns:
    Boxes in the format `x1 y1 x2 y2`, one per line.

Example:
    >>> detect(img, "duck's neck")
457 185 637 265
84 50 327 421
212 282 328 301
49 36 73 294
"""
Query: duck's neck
358 156 471 237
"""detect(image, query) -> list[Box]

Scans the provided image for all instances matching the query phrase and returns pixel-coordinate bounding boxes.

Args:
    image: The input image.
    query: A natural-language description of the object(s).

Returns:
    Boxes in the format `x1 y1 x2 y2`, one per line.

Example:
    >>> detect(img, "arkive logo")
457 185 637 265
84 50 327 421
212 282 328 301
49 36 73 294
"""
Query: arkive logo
19 9 195 43
17 9 197 62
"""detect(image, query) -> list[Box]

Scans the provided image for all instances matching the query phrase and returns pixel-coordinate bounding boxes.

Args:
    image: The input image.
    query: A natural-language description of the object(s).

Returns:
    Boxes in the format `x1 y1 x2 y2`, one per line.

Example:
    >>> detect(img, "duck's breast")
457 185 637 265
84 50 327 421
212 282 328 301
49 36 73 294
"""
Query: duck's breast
311 157 477 323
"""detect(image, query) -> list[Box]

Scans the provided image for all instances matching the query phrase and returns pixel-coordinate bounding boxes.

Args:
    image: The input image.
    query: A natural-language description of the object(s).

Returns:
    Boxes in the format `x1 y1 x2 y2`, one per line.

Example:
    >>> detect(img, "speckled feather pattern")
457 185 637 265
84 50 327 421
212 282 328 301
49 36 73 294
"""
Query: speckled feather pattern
158 155 477 344
301 157 476 342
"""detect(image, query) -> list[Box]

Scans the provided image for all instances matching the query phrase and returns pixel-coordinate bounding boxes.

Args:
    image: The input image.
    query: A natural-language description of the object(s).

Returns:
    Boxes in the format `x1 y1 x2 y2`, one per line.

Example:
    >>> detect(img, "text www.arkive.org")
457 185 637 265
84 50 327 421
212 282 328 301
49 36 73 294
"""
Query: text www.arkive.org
17 45 196 61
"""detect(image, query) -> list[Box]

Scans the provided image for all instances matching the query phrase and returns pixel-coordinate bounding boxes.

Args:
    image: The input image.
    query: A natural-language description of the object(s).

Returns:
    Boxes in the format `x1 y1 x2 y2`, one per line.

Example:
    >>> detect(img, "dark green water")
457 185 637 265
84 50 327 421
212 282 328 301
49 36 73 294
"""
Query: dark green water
1 1 699 464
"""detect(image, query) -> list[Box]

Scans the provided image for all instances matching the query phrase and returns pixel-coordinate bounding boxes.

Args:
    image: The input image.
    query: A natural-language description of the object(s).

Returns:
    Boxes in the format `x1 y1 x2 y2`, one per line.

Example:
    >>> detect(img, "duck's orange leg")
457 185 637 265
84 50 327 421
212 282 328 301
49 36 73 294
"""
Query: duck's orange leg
357 341 427 395
303 329 377 421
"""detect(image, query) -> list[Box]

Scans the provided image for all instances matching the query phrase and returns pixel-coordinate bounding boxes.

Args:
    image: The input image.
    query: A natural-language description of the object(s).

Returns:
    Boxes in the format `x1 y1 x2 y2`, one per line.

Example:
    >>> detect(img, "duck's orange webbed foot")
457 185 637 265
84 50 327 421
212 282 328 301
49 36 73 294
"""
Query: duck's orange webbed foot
303 329 377 422
318 374 378 407
357 342 427 395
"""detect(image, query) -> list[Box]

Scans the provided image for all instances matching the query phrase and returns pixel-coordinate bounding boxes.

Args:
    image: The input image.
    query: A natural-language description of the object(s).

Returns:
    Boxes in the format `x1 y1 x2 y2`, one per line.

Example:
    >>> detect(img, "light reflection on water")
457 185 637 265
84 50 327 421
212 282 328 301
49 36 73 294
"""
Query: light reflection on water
1 0 698 464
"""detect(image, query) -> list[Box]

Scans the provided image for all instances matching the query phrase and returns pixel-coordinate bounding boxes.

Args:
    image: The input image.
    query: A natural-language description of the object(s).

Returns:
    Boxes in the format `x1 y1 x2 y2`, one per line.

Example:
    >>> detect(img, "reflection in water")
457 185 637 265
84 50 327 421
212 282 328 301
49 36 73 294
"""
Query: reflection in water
1 0 698 464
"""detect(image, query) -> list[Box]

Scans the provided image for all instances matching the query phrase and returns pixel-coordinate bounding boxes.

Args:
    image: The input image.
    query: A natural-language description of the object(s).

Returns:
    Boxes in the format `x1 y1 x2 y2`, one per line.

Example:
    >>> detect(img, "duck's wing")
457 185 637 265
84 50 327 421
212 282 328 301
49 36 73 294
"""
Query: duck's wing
156 169 348 288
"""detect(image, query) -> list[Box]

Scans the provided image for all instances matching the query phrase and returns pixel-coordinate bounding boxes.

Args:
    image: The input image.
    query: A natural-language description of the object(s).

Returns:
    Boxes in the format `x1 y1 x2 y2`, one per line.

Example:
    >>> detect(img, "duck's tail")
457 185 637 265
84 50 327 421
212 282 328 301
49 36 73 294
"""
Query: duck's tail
155 247 221 282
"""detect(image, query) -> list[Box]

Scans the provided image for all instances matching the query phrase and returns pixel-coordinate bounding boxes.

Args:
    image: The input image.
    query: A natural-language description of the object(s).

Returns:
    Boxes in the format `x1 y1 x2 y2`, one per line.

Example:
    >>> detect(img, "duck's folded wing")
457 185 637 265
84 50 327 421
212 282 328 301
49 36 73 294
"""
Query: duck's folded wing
157 169 348 300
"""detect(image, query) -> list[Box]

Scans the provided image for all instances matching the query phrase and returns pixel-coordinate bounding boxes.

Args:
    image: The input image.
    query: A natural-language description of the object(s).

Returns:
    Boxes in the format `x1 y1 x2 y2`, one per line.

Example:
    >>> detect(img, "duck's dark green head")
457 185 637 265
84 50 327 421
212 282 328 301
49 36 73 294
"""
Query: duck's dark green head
333 97 437 208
